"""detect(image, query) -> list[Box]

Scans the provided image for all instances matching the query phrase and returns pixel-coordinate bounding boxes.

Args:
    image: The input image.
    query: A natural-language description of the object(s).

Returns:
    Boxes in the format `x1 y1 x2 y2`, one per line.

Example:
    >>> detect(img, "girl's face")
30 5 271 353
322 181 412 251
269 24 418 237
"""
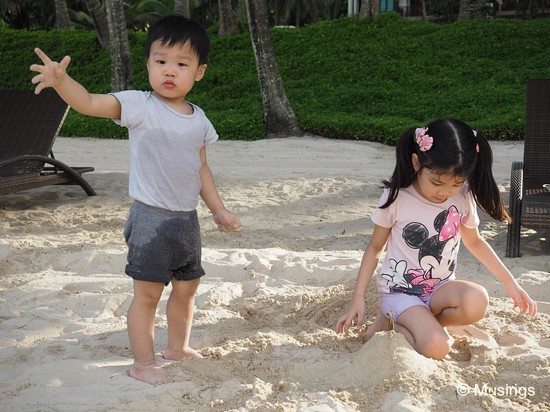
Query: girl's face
147 40 206 110
412 154 465 203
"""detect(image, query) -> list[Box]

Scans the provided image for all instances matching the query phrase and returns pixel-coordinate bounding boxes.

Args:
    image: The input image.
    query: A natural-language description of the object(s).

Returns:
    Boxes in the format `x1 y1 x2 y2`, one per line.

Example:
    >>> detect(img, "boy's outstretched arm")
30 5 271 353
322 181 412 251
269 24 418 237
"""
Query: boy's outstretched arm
30 48 121 119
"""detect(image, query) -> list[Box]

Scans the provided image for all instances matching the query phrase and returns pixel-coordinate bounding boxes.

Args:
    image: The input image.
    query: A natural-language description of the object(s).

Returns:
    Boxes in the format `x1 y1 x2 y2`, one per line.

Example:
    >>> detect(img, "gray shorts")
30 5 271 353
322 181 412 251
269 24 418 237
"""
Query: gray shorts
124 200 205 284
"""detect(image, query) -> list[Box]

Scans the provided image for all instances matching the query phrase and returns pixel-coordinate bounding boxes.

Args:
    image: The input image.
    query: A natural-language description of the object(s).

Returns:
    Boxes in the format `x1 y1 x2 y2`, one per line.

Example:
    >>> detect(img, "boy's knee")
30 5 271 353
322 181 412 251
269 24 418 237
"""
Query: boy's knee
171 278 200 297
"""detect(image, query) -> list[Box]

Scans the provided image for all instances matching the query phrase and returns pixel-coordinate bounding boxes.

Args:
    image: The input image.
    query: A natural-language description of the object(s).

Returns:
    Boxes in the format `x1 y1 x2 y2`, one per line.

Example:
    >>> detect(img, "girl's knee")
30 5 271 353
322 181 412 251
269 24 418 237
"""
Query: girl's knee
464 285 489 321
418 331 452 360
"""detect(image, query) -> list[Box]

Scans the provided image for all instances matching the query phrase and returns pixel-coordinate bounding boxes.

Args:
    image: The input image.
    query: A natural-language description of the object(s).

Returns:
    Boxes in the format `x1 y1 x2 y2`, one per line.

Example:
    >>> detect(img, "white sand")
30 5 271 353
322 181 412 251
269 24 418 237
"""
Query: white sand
0 136 548 411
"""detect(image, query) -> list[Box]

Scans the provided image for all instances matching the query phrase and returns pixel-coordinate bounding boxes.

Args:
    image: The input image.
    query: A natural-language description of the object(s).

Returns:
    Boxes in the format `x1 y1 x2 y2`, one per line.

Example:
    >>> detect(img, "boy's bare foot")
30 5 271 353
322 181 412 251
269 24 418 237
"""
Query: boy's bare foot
361 311 391 341
128 363 171 385
162 347 204 361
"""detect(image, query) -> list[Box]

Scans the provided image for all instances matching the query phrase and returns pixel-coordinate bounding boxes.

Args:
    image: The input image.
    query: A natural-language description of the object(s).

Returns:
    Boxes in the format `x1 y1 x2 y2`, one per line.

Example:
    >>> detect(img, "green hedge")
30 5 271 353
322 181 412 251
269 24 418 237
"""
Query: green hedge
2 14 550 143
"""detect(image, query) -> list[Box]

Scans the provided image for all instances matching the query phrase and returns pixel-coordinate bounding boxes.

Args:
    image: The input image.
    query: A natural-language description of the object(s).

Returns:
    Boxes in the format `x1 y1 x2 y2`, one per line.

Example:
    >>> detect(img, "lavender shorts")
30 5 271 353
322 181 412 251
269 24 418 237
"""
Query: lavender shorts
379 282 448 321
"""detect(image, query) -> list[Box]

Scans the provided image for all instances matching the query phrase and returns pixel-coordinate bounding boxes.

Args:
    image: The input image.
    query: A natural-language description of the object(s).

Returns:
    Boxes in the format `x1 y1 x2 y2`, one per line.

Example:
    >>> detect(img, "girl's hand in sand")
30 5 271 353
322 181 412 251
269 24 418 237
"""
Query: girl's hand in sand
336 298 365 335
30 48 71 94
213 209 241 232
503 279 537 316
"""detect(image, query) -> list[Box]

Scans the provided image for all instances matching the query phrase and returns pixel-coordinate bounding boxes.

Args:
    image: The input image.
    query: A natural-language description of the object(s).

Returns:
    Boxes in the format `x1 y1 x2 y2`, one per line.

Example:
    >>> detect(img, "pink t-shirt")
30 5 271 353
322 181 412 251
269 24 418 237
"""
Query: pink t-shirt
371 184 479 297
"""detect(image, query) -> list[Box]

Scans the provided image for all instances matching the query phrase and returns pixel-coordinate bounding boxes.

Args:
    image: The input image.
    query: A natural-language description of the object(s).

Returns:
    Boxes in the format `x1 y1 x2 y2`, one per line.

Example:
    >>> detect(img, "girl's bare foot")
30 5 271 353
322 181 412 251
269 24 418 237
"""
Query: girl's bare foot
128 363 171 385
162 347 204 361
361 311 391 341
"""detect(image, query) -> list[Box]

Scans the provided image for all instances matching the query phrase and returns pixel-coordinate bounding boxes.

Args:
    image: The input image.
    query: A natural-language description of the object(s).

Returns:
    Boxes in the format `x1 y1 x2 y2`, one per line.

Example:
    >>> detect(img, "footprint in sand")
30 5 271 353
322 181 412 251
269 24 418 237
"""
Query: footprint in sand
447 325 499 362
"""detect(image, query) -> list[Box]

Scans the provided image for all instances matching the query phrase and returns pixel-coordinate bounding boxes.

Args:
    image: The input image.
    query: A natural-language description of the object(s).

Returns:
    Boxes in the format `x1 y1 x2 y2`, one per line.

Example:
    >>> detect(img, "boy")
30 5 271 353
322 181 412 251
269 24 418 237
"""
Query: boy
31 15 241 385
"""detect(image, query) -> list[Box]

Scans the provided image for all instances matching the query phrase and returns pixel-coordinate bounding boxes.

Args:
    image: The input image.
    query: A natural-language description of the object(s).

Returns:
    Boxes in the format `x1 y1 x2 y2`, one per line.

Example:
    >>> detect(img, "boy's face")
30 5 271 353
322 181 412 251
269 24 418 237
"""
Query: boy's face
146 39 207 104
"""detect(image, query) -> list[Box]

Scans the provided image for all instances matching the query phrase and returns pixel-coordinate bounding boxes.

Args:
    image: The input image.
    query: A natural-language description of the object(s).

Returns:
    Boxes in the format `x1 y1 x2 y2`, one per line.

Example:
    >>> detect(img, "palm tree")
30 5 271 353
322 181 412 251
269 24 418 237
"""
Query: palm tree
174 0 190 17
244 0 302 137
458 0 471 20
85 0 109 47
359 0 378 18
218 0 239 35
54 0 71 28
105 0 132 91
420 0 427 19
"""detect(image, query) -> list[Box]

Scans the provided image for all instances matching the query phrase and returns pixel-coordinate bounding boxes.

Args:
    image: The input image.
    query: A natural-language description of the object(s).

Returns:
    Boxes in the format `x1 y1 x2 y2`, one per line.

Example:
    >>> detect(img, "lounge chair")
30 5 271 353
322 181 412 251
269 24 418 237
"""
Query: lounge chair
505 79 550 257
0 89 96 196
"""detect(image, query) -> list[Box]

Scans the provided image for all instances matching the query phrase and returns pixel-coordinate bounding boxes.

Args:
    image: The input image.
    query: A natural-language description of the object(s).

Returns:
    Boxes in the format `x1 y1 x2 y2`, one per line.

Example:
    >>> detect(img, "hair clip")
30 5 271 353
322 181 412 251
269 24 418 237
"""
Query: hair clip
472 129 479 153
415 127 433 152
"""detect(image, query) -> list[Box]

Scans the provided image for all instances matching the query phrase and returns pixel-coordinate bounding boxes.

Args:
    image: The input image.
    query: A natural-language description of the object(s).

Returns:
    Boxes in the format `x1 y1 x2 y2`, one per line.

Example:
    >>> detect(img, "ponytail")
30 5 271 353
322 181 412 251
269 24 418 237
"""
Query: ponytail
469 133 511 222
380 127 417 208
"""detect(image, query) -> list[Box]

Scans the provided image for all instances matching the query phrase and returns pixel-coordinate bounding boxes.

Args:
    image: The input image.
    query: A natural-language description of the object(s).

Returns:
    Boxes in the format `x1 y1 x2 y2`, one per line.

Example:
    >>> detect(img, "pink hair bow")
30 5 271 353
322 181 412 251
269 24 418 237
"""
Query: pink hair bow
415 127 433 152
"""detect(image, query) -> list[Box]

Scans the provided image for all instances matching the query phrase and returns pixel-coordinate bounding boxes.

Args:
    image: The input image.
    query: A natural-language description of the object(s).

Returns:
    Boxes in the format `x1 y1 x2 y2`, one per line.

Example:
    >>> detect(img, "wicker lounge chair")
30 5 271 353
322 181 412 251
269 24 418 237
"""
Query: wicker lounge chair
0 89 96 196
505 79 550 257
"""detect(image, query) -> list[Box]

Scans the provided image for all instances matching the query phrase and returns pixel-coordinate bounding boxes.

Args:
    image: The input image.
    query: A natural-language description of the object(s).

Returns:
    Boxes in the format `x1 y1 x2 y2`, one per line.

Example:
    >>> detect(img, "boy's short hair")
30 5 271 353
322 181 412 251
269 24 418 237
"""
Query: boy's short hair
145 14 209 65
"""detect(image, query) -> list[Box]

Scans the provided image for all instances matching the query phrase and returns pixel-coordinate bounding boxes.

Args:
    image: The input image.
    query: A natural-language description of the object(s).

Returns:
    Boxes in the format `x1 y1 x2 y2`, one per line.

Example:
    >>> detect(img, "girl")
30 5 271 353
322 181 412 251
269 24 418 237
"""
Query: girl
336 118 537 360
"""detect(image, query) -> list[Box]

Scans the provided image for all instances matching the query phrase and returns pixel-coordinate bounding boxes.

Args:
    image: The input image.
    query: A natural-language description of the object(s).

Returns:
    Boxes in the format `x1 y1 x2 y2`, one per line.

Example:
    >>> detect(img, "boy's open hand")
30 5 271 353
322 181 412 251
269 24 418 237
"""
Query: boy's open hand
213 209 241 233
30 48 71 94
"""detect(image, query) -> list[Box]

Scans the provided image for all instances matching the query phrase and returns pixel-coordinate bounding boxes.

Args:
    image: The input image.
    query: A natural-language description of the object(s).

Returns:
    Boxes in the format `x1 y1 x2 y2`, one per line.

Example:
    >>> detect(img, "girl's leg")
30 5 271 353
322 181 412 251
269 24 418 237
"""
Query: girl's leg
127 279 168 385
394 305 453 360
429 280 489 327
163 278 203 361
363 311 391 340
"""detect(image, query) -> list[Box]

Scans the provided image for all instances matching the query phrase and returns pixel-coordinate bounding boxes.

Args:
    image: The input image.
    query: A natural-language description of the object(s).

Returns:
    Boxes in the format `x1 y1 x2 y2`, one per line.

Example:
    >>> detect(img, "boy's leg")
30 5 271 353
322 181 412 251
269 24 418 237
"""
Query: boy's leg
127 279 169 385
429 280 489 327
163 278 203 360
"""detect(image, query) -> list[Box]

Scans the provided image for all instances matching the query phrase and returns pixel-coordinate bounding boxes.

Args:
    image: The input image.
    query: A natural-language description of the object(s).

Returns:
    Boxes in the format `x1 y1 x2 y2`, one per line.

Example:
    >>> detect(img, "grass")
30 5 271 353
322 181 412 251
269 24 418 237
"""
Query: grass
2 14 550 143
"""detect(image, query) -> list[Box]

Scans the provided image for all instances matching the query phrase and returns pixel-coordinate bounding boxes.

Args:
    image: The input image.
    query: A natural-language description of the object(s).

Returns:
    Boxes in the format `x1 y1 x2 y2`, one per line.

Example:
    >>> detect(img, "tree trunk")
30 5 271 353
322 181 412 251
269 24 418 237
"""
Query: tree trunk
105 0 132 92
54 0 72 28
174 0 190 18
218 0 239 35
85 0 110 48
244 0 302 138
421 0 427 20
458 0 471 20
360 0 379 18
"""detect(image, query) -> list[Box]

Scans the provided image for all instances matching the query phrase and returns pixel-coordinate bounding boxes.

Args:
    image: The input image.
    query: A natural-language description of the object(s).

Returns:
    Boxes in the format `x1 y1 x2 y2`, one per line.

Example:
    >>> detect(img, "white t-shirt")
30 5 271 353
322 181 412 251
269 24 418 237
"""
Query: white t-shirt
112 91 218 211
371 184 479 297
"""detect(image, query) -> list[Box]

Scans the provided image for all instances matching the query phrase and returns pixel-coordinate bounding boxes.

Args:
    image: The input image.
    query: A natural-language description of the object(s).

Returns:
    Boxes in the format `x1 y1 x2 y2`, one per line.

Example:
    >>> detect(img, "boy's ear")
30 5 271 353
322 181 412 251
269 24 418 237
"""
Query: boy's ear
195 64 207 81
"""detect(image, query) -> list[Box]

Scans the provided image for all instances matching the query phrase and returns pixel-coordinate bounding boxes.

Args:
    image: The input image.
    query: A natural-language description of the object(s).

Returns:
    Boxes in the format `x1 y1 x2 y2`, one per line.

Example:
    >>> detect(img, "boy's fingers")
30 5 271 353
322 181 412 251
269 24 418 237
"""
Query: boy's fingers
34 47 51 64
59 55 71 70
33 82 44 95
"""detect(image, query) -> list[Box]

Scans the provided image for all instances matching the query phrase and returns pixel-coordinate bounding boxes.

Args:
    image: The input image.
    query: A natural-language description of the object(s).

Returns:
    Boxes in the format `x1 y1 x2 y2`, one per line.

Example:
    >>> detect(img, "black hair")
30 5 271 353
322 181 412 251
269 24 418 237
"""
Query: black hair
145 14 209 65
381 118 511 222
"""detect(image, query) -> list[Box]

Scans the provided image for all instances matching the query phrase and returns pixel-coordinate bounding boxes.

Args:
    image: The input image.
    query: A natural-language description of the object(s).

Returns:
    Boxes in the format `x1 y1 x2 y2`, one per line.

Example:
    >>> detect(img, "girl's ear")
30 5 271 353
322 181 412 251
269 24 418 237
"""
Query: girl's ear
411 153 421 172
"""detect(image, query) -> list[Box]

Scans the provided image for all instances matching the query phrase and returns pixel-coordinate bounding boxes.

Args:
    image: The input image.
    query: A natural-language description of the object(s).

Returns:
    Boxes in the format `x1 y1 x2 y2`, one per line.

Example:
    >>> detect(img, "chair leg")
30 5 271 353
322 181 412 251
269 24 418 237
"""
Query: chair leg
506 161 523 258
506 220 521 258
